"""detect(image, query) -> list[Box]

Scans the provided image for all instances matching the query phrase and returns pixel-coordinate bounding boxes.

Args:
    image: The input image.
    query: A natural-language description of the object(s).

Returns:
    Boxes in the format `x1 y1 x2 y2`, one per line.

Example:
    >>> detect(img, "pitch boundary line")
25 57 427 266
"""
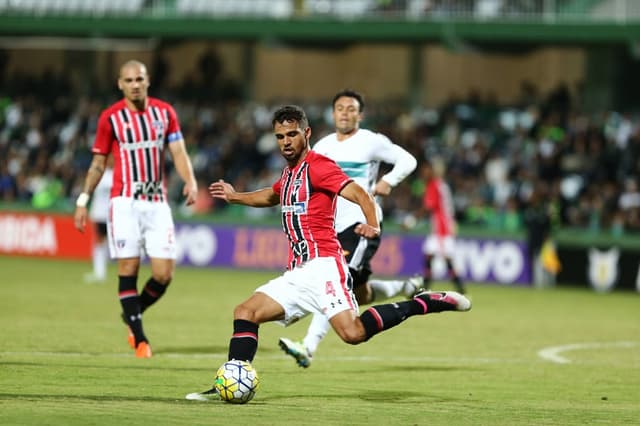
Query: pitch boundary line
0 351 520 364
537 341 639 364
5 342 638 365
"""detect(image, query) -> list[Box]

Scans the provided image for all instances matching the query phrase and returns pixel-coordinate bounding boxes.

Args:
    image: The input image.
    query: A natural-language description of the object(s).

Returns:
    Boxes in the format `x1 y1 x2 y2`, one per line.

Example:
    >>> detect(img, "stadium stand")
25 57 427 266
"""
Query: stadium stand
175 0 293 18
0 0 145 15
0 67 638 235
1 0 633 21
0 0 638 239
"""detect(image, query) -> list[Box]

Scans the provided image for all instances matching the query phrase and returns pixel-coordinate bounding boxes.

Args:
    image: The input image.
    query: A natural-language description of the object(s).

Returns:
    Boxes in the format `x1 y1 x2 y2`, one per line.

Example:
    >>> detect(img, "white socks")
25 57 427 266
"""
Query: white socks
93 241 109 281
303 313 331 356
368 279 407 301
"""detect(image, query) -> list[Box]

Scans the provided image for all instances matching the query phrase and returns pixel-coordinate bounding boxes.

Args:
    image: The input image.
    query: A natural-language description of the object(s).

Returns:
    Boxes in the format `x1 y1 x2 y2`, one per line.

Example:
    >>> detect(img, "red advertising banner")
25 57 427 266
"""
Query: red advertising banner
0 212 93 260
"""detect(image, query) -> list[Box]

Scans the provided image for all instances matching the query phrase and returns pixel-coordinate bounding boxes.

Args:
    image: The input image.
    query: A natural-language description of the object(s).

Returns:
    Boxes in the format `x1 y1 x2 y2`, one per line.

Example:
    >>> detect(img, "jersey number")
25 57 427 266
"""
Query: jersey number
325 281 336 297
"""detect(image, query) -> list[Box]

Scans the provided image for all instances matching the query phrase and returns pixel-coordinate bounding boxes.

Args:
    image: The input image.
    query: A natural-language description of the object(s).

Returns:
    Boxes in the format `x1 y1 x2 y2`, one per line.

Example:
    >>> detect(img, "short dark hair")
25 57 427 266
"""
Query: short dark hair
332 89 365 112
272 105 309 129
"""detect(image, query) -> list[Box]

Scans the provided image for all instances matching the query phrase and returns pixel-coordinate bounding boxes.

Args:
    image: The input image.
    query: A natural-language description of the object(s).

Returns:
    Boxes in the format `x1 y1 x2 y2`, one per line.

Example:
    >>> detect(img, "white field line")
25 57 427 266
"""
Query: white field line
3 342 638 365
0 351 519 364
537 341 639 364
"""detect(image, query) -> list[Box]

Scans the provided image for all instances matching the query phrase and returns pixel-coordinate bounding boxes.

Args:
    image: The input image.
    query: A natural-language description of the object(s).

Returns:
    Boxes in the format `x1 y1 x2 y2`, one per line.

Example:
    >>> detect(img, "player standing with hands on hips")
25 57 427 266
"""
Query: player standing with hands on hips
186 105 470 401
74 60 198 358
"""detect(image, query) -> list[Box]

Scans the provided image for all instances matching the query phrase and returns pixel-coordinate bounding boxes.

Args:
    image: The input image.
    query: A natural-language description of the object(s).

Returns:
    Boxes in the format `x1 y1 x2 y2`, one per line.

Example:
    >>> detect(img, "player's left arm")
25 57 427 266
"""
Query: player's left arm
339 181 381 239
168 139 198 206
374 138 417 196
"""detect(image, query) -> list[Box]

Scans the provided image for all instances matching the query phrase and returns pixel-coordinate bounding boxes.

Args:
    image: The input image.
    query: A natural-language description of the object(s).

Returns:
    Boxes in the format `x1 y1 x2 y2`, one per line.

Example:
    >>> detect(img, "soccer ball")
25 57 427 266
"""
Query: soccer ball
214 360 260 404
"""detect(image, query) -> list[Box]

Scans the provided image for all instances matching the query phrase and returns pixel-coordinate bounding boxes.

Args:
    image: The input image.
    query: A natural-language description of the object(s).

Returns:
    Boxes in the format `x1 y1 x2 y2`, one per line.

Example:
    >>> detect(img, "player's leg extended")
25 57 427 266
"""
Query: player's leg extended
350 227 421 302
279 312 327 368
367 277 424 300
330 290 471 344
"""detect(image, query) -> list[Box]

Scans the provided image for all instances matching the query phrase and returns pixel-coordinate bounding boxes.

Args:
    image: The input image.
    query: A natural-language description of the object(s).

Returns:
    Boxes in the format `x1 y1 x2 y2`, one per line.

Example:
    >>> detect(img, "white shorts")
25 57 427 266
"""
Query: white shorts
255 257 359 326
107 196 176 259
422 234 456 258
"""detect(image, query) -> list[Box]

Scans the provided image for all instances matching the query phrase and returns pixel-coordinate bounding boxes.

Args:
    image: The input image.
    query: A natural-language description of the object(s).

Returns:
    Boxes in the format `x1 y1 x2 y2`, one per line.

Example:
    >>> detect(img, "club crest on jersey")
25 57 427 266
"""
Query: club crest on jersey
117 239 126 248
281 202 307 214
152 120 164 132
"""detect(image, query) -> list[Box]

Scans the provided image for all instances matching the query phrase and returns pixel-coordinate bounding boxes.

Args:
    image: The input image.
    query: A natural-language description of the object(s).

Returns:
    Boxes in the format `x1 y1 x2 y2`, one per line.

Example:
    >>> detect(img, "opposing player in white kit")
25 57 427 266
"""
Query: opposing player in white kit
279 89 420 368
84 162 113 283
74 60 198 358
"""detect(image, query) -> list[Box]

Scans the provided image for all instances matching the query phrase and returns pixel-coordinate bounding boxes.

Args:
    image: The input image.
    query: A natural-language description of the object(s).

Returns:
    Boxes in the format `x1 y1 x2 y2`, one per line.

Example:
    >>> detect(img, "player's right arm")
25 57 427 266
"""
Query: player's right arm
74 154 108 233
209 179 280 207
339 181 380 239
374 135 417 196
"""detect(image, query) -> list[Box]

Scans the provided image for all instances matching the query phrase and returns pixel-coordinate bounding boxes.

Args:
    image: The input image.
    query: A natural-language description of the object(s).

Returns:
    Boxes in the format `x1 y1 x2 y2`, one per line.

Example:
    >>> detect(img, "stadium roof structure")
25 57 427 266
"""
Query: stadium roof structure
1 0 640 44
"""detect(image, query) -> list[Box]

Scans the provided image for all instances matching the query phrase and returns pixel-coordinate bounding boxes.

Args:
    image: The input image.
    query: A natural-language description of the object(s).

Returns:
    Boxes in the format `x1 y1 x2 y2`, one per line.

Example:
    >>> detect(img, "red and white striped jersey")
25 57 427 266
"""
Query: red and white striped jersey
272 151 353 270
423 177 456 237
92 97 183 202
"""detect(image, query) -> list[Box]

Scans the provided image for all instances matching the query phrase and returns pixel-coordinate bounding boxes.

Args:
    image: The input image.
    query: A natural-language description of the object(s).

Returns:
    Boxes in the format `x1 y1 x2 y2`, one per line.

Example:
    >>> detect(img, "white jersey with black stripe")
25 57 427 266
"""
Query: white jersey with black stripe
312 128 417 233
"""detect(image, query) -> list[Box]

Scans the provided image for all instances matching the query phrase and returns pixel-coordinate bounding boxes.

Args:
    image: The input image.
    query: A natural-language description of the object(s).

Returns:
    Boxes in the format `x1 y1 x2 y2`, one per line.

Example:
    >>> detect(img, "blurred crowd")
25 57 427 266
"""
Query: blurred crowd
1 67 639 236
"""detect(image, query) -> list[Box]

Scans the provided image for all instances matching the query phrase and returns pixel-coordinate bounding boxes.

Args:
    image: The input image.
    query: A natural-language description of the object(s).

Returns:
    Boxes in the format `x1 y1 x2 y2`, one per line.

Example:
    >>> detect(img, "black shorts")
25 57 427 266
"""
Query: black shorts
338 223 381 288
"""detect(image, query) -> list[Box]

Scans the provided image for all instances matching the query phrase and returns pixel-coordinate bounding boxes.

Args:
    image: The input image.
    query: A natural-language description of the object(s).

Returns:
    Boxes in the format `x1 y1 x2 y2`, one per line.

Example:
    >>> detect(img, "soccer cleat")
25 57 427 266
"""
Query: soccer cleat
185 387 220 402
120 313 136 349
135 341 152 358
403 275 426 298
127 327 135 349
278 337 312 368
414 290 472 312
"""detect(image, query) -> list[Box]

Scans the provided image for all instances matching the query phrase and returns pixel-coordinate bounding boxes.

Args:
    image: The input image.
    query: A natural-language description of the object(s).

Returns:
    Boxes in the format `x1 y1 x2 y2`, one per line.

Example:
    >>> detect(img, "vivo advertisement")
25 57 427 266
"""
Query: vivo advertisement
0 211 531 285
175 223 532 285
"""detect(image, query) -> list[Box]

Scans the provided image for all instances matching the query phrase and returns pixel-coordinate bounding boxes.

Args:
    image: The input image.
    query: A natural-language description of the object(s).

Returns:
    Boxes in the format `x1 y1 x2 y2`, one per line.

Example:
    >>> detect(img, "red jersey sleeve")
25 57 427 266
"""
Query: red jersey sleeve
92 110 115 155
272 178 282 195
309 152 352 194
164 103 183 143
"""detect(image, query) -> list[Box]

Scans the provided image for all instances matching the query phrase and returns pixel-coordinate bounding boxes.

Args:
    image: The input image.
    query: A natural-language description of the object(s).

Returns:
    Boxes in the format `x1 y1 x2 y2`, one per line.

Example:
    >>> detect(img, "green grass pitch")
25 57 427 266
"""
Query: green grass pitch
0 256 638 425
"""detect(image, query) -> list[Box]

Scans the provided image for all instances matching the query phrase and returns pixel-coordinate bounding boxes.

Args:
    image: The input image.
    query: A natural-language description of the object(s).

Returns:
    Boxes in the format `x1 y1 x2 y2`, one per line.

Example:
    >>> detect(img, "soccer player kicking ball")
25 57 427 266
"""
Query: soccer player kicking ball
186 105 470 401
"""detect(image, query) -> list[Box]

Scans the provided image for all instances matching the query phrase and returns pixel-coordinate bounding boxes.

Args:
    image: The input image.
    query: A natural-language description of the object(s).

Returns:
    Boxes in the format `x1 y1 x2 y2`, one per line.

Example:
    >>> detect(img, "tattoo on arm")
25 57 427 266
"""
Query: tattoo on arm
83 162 106 194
